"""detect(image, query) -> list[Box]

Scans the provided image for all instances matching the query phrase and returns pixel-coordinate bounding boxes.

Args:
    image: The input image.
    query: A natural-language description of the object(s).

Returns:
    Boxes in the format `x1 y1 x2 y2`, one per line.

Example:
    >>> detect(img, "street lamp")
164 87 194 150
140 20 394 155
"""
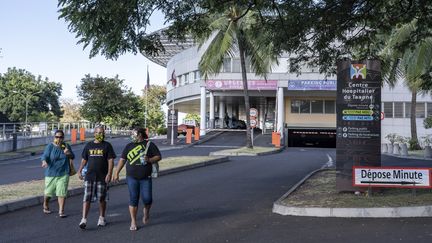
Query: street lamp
13 90 42 126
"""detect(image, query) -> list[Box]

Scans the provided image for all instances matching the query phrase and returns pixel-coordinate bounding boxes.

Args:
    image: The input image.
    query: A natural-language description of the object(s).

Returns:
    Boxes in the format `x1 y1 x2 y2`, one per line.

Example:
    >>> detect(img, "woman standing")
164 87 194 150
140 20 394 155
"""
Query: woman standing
113 127 161 231
41 130 75 218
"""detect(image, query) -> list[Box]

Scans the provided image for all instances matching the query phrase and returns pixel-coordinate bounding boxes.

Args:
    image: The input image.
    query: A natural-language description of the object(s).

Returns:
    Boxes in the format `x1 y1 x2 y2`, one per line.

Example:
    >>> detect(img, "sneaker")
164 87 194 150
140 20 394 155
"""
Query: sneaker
79 218 87 229
97 216 106 227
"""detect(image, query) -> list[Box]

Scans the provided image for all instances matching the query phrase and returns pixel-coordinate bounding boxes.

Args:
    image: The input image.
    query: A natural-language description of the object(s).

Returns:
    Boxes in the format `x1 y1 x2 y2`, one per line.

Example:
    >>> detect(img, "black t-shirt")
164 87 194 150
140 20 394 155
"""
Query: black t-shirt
121 140 161 180
82 141 116 182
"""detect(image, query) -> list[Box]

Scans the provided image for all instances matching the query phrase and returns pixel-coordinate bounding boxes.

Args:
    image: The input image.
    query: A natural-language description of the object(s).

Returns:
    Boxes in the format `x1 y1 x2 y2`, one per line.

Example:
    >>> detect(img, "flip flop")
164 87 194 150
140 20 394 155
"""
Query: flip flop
130 225 137 231
43 208 52 214
58 212 67 218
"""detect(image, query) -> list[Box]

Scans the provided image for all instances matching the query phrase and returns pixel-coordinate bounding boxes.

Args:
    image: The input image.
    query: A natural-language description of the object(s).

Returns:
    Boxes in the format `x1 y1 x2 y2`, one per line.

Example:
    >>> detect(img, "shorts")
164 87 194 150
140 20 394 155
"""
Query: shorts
45 175 69 197
126 176 152 207
83 181 108 202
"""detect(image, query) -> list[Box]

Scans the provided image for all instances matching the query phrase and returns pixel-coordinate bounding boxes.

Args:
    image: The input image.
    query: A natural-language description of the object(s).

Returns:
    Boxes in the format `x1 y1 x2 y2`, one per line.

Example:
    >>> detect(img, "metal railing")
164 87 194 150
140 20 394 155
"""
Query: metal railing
0 122 131 141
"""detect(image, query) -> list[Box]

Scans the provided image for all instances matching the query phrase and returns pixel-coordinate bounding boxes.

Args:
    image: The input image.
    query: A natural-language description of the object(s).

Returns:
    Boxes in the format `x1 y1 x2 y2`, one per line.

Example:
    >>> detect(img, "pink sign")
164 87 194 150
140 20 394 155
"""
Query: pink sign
206 80 277 90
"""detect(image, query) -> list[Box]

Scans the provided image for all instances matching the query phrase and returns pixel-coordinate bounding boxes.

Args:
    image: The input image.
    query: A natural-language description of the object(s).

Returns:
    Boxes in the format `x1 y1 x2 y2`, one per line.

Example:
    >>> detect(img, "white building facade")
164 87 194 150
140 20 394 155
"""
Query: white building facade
146 38 432 147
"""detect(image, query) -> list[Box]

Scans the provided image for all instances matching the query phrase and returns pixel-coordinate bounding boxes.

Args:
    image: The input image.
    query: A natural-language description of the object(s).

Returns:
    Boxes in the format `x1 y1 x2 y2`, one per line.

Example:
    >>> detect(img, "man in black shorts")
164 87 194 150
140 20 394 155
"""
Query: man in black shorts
77 126 116 229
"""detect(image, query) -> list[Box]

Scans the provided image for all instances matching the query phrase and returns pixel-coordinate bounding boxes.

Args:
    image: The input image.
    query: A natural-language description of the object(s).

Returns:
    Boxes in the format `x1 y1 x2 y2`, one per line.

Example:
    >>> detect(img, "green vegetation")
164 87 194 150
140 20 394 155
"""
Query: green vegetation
216 146 277 154
282 170 432 208
0 67 62 122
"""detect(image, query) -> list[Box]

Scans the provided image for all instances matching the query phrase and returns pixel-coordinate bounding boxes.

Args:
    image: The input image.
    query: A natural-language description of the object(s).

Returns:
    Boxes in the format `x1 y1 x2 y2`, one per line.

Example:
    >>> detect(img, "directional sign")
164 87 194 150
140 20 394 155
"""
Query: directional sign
249 108 258 117
353 166 432 188
250 119 257 128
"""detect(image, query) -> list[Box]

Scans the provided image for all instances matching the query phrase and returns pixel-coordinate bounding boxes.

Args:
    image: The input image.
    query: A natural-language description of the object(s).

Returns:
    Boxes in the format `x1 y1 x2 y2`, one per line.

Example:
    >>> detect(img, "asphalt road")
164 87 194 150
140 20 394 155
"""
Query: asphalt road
0 131 265 185
1 147 432 242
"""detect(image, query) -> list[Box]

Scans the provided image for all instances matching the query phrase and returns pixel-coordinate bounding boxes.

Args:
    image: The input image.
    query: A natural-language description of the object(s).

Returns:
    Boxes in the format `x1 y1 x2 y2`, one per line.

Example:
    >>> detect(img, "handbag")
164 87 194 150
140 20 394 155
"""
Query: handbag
69 160 77 176
144 141 159 178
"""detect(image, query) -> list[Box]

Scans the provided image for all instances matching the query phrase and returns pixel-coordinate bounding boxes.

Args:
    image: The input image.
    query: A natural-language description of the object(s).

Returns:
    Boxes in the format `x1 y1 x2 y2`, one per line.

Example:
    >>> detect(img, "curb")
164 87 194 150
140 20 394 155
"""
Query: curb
382 152 432 161
209 146 284 156
0 156 229 215
272 168 432 218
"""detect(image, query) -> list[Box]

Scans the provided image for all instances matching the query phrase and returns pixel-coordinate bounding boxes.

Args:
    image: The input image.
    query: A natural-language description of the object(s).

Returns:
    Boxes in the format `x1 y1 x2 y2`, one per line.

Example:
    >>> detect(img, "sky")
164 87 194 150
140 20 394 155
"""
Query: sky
0 1 167 102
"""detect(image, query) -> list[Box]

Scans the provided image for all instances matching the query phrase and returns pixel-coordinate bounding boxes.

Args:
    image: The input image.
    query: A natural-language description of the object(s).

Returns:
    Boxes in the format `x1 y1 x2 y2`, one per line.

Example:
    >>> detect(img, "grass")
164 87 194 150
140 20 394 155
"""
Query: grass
0 156 218 204
216 146 277 154
408 150 424 157
282 170 432 208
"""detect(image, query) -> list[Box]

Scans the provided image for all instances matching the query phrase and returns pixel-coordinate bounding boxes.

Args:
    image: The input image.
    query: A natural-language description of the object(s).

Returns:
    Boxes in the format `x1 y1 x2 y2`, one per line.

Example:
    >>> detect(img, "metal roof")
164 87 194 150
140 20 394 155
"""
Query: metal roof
142 28 195 67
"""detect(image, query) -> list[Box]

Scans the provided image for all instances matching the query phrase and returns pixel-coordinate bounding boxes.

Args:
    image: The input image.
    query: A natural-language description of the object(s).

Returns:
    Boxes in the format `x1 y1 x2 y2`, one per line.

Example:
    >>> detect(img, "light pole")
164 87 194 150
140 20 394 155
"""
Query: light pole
13 90 42 126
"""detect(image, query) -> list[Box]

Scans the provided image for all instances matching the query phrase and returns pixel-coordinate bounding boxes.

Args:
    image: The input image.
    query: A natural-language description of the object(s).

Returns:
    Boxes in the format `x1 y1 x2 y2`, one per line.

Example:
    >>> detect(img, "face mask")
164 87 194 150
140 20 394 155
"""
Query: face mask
95 134 105 142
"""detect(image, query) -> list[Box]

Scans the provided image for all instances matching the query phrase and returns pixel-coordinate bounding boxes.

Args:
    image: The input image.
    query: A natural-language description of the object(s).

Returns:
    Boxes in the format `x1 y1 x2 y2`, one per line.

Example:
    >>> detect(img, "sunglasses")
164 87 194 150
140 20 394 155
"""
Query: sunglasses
55 136 64 139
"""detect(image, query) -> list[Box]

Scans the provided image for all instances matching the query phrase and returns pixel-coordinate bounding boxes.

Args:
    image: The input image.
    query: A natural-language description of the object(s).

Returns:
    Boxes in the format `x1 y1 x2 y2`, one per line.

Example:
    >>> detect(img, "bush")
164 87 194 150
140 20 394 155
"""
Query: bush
385 133 398 145
157 127 167 135
408 138 421 150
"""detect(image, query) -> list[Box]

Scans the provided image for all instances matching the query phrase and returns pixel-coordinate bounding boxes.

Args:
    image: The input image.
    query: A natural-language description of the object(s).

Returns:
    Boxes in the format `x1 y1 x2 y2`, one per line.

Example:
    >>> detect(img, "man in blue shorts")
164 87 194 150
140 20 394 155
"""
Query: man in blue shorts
77 126 116 229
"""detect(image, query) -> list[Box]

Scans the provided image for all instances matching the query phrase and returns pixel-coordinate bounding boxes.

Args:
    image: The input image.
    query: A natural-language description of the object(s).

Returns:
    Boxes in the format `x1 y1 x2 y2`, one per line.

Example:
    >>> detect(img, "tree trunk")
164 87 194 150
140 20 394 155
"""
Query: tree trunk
410 90 421 150
238 41 253 148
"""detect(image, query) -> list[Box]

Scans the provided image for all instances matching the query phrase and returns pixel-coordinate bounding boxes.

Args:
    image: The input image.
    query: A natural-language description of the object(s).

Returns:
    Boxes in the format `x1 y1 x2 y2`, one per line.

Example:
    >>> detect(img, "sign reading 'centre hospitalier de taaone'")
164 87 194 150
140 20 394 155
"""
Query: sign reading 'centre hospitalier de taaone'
336 60 382 191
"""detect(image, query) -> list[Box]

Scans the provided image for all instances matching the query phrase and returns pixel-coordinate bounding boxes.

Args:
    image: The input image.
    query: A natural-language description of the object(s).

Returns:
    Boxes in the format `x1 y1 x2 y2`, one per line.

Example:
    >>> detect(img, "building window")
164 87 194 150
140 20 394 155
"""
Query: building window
222 58 231 72
416 103 425 118
193 71 200 82
291 100 301 113
394 102 403 118
324 100 335 114
311 100 324 113
405 102 411 118
299 100 310 113
184 73 189 84
232 58 241 73
428 103 432 117
383 102 393 118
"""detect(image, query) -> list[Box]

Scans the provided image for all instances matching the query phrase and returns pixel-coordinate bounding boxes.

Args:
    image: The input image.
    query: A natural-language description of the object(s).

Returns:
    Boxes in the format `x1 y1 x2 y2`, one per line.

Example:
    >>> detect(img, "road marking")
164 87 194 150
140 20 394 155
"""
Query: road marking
322 153 334 168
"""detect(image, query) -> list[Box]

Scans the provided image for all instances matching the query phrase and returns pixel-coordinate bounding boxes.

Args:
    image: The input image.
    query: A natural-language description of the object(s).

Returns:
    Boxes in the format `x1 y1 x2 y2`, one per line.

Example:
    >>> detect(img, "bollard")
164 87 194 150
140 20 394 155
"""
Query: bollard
194 127 200 141
79 128 86 141
186 128 193 144
12 133 17 151
71 129 77 144
272 132 281 148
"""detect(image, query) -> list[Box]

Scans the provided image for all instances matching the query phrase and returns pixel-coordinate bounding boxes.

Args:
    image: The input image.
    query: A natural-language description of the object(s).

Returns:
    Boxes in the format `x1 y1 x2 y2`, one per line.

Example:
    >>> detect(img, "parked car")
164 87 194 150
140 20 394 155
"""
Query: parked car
229 118 247 129
177 124 195 136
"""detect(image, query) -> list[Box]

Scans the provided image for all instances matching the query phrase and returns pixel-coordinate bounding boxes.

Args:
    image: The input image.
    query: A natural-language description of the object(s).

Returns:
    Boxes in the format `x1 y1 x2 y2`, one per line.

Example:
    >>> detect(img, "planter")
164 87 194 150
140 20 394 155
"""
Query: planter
387 144 393 154
425 146 432 158
382 144 388 153
393 143 400 155
400 143 408 156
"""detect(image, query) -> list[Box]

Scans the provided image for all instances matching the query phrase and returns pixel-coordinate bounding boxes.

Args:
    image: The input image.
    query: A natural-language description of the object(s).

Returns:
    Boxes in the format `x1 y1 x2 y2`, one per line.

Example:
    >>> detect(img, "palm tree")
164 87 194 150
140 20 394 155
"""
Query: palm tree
380 20 432 149
196 5 278 148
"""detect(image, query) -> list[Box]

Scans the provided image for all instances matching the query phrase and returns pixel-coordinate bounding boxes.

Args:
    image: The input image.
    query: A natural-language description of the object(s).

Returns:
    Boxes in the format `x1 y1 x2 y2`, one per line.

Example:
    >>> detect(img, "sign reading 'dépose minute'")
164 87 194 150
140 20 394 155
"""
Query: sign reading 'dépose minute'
353 167 432 188
336 60 382 191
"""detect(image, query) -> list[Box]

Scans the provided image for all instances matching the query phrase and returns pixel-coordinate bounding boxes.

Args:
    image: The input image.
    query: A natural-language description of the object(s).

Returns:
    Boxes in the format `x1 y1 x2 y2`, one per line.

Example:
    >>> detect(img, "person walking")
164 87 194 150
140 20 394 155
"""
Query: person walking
77 126 116 229
113 127 161 231
41 130 75 218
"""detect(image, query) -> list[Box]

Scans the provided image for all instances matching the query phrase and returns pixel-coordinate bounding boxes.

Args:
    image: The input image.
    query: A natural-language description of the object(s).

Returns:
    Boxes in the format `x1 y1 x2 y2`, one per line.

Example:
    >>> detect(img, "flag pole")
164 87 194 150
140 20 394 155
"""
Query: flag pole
145 65 148 130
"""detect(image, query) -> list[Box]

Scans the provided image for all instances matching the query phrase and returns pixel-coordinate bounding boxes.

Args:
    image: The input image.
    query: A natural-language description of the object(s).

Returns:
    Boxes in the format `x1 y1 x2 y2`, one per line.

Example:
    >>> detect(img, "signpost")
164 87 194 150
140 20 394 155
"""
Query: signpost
167 109 178 145
336 60 382 191
249 108 258 147
353 167 432 188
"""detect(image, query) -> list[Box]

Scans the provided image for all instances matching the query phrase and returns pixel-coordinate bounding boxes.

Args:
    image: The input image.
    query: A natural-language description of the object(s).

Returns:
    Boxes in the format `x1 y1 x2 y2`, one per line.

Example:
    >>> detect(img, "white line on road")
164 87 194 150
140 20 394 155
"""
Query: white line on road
322 153 334 168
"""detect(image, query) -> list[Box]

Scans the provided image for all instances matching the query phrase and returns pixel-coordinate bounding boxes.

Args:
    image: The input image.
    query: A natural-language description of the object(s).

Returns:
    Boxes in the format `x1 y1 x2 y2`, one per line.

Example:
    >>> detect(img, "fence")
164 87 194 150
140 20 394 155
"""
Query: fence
0 122 132 153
